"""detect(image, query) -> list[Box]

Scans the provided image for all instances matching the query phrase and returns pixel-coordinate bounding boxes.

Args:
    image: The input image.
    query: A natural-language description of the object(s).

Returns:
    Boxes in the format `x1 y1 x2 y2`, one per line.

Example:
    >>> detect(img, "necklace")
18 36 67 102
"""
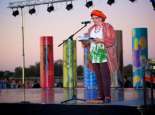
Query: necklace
94 27 101 33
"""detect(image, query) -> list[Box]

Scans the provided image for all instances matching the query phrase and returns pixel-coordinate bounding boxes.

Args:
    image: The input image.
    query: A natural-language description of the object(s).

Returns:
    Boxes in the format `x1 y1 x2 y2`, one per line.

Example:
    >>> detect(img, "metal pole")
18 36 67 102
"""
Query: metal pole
8 0 75 9
21 7 25 85
21 7 25 84
20 7 30 103
143 67 147 106
150 64 154 105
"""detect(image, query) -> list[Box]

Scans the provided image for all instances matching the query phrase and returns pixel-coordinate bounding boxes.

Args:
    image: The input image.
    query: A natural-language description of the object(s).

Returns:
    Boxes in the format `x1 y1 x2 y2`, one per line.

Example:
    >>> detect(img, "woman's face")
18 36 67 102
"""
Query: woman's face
91 15 103 25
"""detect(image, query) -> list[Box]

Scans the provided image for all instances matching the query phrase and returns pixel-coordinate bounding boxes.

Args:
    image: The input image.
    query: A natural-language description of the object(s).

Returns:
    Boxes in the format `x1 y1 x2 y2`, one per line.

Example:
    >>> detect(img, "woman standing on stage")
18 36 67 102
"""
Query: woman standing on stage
82 9 118 103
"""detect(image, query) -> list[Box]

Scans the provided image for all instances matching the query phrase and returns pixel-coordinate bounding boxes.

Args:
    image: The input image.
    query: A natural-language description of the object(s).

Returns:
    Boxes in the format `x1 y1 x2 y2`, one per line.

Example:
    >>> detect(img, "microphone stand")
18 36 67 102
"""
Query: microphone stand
58 23 89 104
58 23 88 47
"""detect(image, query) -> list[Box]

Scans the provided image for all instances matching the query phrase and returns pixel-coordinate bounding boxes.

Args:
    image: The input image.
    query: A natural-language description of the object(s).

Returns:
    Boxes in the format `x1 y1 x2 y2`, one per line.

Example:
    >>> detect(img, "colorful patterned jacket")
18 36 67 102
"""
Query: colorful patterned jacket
84 22 118 73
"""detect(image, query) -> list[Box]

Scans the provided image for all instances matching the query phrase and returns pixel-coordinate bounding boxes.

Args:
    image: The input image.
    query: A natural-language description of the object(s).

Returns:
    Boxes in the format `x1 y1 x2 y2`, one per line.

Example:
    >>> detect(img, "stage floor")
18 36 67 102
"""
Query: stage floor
0 88 154 106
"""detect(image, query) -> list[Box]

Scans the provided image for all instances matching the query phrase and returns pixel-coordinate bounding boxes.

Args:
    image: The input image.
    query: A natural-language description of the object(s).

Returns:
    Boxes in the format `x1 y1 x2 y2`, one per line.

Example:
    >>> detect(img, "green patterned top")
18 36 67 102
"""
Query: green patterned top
90 42 107 63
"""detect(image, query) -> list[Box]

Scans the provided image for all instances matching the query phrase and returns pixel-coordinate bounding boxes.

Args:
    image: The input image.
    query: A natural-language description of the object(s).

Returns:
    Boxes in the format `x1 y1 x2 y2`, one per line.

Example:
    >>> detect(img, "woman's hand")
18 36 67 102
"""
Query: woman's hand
94 38 103 44
81 41 90 48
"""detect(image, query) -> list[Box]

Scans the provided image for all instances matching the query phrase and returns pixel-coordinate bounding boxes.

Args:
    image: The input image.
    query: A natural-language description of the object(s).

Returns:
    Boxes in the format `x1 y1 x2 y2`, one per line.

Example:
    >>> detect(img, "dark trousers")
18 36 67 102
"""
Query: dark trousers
93 62 111 99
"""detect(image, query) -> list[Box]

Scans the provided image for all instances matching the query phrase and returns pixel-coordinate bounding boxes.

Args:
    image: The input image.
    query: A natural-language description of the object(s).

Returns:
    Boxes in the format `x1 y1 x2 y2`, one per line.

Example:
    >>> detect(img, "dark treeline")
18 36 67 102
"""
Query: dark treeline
0 62 136 88
0 63 40 79
0 59 83 79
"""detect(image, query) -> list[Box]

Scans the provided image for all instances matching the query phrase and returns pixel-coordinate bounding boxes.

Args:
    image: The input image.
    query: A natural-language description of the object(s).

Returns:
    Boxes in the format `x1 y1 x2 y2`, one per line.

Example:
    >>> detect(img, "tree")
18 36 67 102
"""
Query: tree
28 65 36 77
54 59 63 77
3 71 14 78
34 62 40 77
14 67 22 77
0 71 4 78
77 65 83 76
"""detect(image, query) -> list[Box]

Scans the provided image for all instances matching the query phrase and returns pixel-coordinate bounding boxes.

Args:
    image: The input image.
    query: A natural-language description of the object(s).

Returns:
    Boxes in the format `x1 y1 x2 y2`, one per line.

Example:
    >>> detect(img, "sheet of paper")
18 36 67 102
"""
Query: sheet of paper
78 34 90 41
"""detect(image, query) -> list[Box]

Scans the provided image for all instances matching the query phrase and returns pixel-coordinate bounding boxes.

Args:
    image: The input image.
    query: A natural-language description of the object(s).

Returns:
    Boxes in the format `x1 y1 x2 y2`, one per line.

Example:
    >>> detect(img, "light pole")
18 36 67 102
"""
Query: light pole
21 7 25 86
20 7 28 103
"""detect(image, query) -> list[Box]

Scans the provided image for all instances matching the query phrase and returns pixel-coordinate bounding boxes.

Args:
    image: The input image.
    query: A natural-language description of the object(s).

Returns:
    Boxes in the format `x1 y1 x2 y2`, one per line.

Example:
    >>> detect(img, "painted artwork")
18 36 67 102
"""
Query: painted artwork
84 47 97 89
63 39 77 88
40 36 54 88
132 28 148 88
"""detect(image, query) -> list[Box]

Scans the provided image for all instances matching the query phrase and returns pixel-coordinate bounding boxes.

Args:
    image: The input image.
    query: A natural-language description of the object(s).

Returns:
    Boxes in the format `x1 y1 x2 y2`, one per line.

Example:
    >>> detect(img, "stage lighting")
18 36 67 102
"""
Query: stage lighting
47 5 54 12
129 0 136 2
107 0 115 5
66 3 73 11
85 0 93 8
29 7 36 15
150 0 155 10
12 9 19 17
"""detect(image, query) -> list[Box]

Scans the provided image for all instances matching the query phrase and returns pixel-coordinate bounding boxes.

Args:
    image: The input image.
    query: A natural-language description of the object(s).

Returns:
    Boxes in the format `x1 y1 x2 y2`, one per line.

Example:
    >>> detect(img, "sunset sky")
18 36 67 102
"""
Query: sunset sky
0 0 155 71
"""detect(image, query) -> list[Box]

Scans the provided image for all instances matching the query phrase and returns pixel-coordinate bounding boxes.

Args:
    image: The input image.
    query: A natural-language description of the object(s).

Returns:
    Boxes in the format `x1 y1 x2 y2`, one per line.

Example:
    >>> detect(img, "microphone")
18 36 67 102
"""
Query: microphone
81 21 91 24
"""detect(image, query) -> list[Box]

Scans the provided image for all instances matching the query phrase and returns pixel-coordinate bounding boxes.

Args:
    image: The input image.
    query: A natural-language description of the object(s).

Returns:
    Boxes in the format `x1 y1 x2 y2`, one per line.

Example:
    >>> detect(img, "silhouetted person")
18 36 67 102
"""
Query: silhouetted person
32 80 40 88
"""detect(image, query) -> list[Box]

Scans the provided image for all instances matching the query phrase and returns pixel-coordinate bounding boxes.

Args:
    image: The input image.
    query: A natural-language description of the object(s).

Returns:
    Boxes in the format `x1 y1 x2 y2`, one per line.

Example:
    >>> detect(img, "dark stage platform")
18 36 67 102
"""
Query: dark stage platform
0 88 154 115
